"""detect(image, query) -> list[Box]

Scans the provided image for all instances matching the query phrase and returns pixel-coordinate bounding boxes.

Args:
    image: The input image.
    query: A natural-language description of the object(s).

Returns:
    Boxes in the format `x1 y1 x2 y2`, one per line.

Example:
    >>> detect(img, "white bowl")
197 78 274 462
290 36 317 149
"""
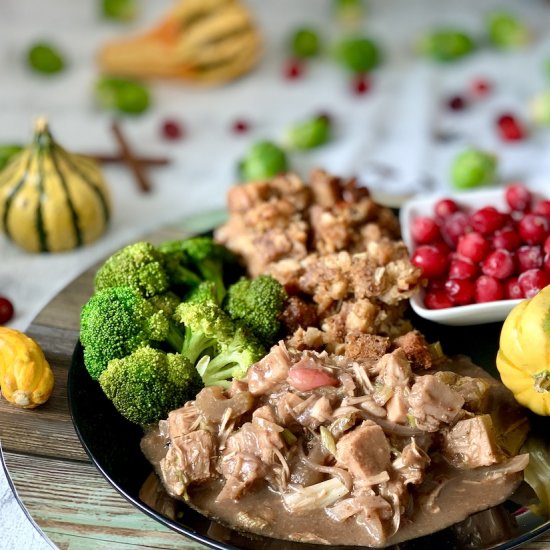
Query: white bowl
398 187 541 326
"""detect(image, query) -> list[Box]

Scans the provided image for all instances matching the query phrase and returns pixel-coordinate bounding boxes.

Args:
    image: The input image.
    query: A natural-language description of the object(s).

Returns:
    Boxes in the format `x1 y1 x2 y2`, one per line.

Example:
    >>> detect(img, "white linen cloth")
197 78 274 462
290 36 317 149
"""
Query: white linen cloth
1 0 550 548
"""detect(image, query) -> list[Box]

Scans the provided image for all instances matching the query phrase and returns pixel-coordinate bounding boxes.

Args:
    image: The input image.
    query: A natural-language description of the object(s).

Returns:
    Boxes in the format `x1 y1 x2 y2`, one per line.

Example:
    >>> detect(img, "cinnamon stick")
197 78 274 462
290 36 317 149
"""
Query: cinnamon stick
84 152 169 166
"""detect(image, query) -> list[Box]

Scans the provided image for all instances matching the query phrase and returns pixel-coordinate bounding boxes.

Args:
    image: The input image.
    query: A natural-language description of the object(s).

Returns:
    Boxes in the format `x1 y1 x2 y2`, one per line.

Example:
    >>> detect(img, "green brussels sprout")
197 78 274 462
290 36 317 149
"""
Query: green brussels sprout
0 145 23 172
290 27 321 59
101 0 137 21
283 116 331 150
27 42 66 74
333 36 381 73
486 11 529 49
239 141 288 181
451 149 498 190
95 77 151 115
530 90 550 126
418 29 475 62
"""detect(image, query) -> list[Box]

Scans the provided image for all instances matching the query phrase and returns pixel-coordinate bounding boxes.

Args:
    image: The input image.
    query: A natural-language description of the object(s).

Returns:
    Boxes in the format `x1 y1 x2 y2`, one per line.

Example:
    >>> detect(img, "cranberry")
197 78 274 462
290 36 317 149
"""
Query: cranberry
504 277 524 299
475 275 504 303
411 216 440 244
482 249 515 279
441 211 470 248
411 245 448 279
427 278 446 291
470 207 506 235
231 119 250 134
457 232 490 263
284 58 304 80
492 228 521 251
471 78 492 98
516 245 543 272
0 296 14 325
518 269 550 299
534 200 550 218
505 183 532 212
497 113 526 142
544 253 550 274
449 258 478 280
431 240 451 256
352 74 371 95
518 214 550 245
434 198 460 219
445 278 475 305
544 235 550 256
161 119 183 140
447 95 467 111
424 290 453 309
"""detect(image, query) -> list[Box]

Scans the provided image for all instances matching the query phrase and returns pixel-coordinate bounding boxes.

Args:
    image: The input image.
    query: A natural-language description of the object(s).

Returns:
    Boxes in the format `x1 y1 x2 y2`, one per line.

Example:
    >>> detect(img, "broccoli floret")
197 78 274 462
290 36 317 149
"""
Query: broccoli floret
224 275 287 345
99 346 202 425
174 300 234 364
80 286 184 380
162 249 203 288
200 325 265 388
184 281 218 304
147 291 181 318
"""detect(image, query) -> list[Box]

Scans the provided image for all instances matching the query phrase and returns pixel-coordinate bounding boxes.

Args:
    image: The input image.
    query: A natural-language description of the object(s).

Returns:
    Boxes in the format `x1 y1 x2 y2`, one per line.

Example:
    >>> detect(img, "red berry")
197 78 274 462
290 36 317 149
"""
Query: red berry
496 113 526 142
411 245 448 279
434 198 460 219
445 278 475 305
448 258 478 280
457 232 490 263
231 119 250 134
482 249 515 279
475 275 504 303
516 245 543 272
431 240 451 256
161 119 183 140
534 200 550 218
424 290 453 309
284 59 304 80
352 74 371 95
492 228 521 251
427 278 446 291
504 277 524 299
0 296 14 325
544 253 550 274
518 269 550 299
505 183 532 212
411 216 440 244
544 235 550 256
470 207 506 235
447 95 467 111
471 78 492 98
441 211 470 248
518 214 550 245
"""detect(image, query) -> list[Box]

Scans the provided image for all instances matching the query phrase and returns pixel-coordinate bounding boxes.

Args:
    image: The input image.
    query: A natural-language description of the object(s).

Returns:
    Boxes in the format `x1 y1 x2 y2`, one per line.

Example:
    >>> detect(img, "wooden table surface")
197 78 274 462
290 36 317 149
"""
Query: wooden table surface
1 226 550 550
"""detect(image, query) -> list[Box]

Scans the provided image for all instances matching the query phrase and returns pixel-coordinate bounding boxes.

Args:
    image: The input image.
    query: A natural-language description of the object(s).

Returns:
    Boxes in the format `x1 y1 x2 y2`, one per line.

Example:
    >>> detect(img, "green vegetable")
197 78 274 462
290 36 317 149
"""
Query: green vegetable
80 286 184 380
99 346 202 425
451 149 498 190
239 141 289 182
101 0 137 21
418 29 475 62
27 42 66 74
283 115 331 150
147 291 181 318
522 435 550 517
224 275 286 345
290 27 321 59
185 281 219 305
0 145 23 171
486 11 529 49
333 36 381 73
530 90 550 126
95 76 151 115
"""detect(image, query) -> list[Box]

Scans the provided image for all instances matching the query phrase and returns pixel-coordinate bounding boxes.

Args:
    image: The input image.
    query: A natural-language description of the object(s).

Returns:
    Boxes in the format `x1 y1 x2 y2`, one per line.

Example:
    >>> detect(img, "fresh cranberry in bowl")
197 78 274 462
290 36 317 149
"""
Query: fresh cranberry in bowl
411 216 440 244
518 269 550 299
518 214 550 245
492 228 521 251
457 232 489 263
470 207 506 235
481 249 515 279
411 245 448 279
440 211 470 248
434 198 460 219
424 290 453 310
534 200 550 219
545 235 550 256
504 277 524 300
445 278 475 305
516 245 543 272
448 257 478 280
505 183 532 212
475 275 504 303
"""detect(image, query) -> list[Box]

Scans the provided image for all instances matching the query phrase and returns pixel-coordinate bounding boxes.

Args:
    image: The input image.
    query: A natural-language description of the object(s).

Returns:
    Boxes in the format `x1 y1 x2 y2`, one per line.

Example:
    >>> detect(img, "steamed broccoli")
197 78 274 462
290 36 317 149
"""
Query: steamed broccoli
224 275 287 345
80 286 184 380
184 281 218 304
147 291 181 317
99 346 202 425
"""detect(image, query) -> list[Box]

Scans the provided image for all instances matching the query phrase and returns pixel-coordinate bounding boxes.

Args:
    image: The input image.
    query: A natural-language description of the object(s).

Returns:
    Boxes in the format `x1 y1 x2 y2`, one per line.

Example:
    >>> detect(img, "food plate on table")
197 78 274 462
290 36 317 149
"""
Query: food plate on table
68 171 550 550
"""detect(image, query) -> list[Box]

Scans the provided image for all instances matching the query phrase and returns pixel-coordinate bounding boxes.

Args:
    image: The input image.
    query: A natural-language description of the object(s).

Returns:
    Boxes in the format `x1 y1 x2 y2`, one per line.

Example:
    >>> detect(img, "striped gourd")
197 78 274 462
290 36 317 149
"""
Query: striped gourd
0 118 111 253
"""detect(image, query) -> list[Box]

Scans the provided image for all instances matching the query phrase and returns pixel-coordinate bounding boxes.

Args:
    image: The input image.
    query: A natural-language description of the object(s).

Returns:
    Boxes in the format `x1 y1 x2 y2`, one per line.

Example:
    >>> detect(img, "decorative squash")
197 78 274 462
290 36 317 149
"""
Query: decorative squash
496 285 550 416
0 118 111 253
0 327 54 408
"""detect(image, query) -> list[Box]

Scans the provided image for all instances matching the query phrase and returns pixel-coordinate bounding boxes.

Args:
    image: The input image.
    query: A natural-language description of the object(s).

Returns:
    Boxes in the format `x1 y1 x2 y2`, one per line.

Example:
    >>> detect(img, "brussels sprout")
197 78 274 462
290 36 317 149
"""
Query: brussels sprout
239 141 288 181
0 145 23 172
95 77 151 115
290 27 321 59
283 116 331 150
486 11 529 49
418 29 475 62
451 149 498 190
101 0 137 21
27 42 66 74
333 36 381 73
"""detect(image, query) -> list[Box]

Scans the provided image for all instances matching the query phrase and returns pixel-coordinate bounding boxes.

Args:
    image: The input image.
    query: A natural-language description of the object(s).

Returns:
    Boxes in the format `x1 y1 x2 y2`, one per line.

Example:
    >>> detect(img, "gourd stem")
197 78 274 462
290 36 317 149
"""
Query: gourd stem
33 117 53 150
533 370 550 393
34 116 49 133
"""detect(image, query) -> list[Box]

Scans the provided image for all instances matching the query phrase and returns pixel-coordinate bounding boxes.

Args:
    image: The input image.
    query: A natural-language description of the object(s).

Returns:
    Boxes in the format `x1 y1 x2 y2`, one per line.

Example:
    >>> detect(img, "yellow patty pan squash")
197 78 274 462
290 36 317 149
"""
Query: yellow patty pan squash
497 286 550 415
0 327 54 408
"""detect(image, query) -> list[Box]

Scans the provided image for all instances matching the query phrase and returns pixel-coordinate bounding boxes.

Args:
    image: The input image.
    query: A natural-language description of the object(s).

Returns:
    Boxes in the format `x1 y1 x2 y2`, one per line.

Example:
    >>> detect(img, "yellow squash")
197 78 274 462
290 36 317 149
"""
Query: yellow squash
497 286 550 415
0 118 111 253
0 327 54 408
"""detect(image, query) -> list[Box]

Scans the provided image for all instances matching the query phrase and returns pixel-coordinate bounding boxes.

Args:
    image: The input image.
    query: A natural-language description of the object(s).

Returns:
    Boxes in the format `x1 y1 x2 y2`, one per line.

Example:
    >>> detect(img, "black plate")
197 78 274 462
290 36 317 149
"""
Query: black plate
68 313 550 550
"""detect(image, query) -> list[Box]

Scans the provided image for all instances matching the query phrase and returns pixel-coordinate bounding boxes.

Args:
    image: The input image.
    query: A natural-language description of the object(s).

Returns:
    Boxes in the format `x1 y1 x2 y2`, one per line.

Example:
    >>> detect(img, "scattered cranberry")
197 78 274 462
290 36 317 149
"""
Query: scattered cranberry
518 214 550 245
441 211 470 248
544 235 550 256
516 245 543 272
449 258 478 280
457 232 490 263
492 228 521 251
475 275 504 303
411 216 440 244
470 207 506 235
534 200 550 219
447 95 467 111
284 58 304 80
434 198 459 219
504 277 524 300
445 278 475 305
471 78 492 98
411 245 448 279
482 249 515 279
351 74 371 95
0 296 14 325
505 183 532 212
496 113 526 142
231 119 250 134
161 119 184 141
518 269 550 299
424 290 454 309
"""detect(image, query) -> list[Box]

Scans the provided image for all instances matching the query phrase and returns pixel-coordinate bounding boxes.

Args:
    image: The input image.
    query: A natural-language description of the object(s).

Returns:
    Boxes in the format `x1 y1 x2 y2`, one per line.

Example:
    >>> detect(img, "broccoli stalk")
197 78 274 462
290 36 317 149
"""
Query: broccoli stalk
99 346 202 425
